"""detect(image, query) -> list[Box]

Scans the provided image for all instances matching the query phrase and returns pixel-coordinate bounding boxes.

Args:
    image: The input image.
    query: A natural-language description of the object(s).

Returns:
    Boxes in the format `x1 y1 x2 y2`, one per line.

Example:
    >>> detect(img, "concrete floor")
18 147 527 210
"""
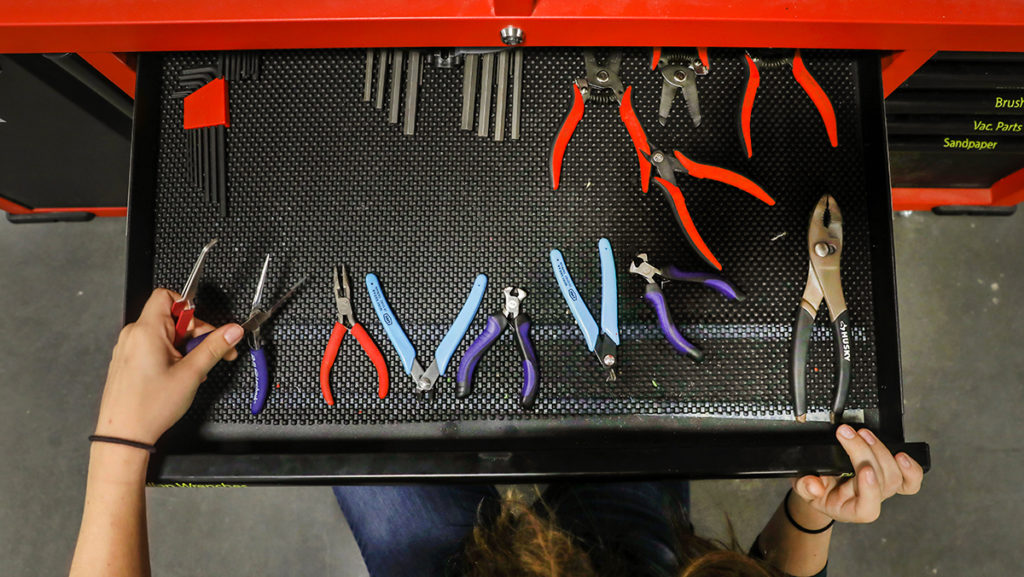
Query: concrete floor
1 211 1021 576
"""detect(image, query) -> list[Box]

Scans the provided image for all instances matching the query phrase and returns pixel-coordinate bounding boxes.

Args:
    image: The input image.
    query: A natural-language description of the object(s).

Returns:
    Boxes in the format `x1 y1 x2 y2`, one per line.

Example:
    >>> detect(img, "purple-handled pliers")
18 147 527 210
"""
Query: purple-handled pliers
456 287 539 408
629 253 745 362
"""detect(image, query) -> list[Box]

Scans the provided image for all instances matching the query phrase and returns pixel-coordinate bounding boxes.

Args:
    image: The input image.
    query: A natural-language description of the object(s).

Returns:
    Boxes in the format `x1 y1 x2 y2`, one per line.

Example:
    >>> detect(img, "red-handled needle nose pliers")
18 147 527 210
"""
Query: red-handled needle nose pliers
320 265 389 403
646 148 775 271
171 238 218 349
550 50 652 192
739 49 838 158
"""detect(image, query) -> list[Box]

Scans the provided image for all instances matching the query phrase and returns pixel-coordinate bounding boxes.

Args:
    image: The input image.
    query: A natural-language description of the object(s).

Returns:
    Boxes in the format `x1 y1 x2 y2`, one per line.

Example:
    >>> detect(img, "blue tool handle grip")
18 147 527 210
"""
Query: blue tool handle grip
184 332 208 354
366 274 417 375
550 249 599 351
249 347 269 415
516 315 539 408
662 266 746 301
456 314 503 399
598 238 620 345
644 284 703 362
436 274 488 376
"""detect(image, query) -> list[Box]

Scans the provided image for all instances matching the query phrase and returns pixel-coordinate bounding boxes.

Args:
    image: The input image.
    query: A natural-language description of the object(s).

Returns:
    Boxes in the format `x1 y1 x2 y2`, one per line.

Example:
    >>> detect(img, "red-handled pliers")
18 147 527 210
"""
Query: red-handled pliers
320 265 389 403
550 50 651 192
646 149 775 271
170 238 218 349
739 49 838 158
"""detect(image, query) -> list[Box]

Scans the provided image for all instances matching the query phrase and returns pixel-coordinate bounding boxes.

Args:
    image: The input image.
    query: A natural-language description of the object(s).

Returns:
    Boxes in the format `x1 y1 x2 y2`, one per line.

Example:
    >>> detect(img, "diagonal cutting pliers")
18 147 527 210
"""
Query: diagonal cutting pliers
550 239 619 381
320 265 389 404
646 148 775 271
550 50 652 192
456 287 539 408
739 49 838 158
791 195 849 424
366 273 487 399
171 238 218 349
629 253 744 362
187 254 305 415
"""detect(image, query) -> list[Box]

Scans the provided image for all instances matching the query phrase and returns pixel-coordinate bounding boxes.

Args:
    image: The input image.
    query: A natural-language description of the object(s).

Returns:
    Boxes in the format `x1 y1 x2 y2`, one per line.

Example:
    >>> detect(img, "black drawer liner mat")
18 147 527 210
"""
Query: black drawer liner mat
145 49 882 435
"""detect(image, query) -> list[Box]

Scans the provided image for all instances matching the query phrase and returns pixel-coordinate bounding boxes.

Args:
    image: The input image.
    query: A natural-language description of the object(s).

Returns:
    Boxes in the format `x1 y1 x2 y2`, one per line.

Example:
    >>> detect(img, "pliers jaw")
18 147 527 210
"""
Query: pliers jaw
628 253 662 285
333 265 355 327
580 50 625 102
594 335 617 382
501 286 526 320
656 51 706 127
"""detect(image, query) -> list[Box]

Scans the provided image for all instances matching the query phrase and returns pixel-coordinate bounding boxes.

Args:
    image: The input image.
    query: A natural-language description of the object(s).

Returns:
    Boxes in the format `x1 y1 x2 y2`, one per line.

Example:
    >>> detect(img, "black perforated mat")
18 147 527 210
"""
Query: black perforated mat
148 49 881 437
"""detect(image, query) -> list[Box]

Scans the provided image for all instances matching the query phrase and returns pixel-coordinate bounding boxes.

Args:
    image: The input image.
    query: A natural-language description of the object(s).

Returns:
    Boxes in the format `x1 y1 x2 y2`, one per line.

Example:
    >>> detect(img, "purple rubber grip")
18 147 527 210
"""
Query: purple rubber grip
518 318 539 408
184 332 209 353
664 265 744 301
644 287 704 361
456 315 503 398
249 348 269 415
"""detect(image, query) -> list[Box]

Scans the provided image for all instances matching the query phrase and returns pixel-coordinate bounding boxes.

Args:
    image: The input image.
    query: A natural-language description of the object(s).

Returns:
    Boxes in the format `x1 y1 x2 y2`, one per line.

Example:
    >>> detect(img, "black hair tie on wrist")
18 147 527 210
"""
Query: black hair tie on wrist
785 488 835 534
89 435 157 454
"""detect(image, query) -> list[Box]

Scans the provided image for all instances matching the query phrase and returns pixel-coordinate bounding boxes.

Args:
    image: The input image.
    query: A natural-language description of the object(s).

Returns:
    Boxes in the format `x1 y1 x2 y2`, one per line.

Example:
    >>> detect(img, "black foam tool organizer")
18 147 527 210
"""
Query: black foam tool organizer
126 49 927 483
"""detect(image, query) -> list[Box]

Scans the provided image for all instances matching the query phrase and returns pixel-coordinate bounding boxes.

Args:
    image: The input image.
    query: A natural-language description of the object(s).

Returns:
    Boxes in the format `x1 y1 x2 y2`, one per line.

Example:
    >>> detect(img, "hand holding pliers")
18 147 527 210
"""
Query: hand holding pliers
170 238 218 349
456 287 539 408
320 265 389 404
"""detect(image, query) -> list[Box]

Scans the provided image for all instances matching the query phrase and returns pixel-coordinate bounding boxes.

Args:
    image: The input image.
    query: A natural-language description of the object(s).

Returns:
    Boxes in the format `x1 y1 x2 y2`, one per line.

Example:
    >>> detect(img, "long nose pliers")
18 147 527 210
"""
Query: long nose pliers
320 265 389 404
366 273 487 399
171 238 218 349
549 50 652 192
456 287 539 408
791 195 850 424
550 239 619 381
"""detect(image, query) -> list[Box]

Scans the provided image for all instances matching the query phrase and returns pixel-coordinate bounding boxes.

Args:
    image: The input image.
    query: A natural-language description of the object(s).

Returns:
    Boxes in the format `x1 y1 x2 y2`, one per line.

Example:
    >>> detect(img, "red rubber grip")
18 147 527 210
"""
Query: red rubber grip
550 84 585 190
653 176 722 271
618 86 652 193
792 50 839 148
739 53 759 158
697 47 710 71
351 323 389 399
173 306 193 349
651 47 661 70
674 151 775 206
319 322 346 405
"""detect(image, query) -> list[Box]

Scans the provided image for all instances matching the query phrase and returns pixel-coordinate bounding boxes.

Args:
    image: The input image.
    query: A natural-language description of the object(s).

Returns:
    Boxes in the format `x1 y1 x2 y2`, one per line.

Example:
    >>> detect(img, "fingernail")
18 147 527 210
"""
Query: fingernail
838 425 856 439
224 324 244 345
897 454 911 468
859 429 876 445
863 467 877 485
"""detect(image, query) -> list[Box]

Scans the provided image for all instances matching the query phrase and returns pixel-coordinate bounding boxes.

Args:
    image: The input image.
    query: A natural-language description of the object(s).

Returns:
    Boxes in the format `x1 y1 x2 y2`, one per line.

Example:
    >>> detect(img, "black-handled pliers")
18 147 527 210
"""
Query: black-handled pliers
791 194 850 423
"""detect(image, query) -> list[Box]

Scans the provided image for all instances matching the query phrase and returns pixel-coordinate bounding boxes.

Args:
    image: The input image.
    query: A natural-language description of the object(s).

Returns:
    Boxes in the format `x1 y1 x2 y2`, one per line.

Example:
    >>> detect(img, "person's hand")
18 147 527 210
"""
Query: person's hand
791 425 924 524
93 288 243 445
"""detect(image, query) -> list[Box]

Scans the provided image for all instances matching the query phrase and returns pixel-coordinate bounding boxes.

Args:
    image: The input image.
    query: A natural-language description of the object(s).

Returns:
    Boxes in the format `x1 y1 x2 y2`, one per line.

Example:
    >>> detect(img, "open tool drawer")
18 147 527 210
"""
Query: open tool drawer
126 49 929 484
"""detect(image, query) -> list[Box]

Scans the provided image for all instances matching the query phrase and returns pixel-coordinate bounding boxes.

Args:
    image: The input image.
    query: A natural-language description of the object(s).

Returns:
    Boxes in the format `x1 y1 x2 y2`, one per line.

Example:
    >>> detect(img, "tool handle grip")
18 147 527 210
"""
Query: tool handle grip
249 347 270 415
739 53 759 158
661 267 746 301
456 314 504 399
643 284 703 362
673 151 774 206
436 274 488 376
366 274 417 375
515 314 539 408
618 86 652 192
792 50 839 148
598 238 620 345
173 306 194 349
549 84 584 189
831 310 852 423
550 249 599 351
652 176 722 271
790 307 815 421
184 331 208 354
319 322 347 405
351 322 390 399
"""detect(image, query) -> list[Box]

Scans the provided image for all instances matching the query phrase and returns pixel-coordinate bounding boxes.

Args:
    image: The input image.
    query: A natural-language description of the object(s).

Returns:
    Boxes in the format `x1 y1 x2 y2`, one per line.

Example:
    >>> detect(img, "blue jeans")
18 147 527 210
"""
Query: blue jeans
333 482 690 577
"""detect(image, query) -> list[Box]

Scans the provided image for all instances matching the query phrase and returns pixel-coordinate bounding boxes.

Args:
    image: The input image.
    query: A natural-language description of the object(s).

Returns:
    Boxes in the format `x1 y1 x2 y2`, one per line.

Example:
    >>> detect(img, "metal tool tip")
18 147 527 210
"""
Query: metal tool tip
795 414 807 423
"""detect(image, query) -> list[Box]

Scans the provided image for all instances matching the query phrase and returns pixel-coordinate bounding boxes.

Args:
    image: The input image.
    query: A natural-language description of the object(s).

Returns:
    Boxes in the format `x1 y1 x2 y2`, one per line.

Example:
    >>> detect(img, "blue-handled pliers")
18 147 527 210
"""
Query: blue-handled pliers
366 273 487 399
550 238 620 381
187 254 305 415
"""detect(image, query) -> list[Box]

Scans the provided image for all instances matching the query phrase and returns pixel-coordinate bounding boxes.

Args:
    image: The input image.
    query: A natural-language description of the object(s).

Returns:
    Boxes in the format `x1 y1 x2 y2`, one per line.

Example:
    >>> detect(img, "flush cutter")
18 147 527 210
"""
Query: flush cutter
170 238 218 349
550 239 620 381
366 273 487 398
629 253 744 362
456 287 539 408
186 255 305 415
739 49 838 158
320 265 389 404
549 50 652 191
651 48 709 127
791 195 849 424
646 148 775 271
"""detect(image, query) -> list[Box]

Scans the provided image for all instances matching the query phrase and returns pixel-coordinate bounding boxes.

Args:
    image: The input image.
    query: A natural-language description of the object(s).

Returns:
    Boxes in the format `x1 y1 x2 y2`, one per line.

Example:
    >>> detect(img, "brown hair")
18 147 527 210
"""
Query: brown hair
457 490 781 577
